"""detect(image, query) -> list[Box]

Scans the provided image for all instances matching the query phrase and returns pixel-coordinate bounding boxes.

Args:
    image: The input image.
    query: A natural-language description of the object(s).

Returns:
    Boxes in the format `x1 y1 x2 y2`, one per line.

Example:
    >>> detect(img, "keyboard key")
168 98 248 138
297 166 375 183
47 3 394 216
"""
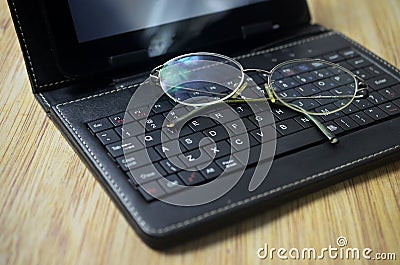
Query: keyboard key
312 68 334 79
198 163 223 180
368 92 389 105
394 98 400 107
88 118 113 133
353 69 372 80
352 99 373 110
349 112 374 126
378 85 400 101
140 130 164 147
314 78 337 91
322 121 344 134
338 48 357 58
164 106 191 122
277 65 299 77
202 140 231 159
364 107 389 121
96 129 120 145
154 141 187 158
293 72 319 84
157 174 185 193
116 149 158 171
334 117 359 131
162 125 193 139
208 108 241 123
331 74 354 86
144 114 165 131
129 107 150 121
330 85 354 97
188 117 216 132
203 126 229 142
243 117 258 131
270 107 298 121
365 65 383 76
106 138 144 157
294 116 314 129
338 103 359 115
159 159 181 174
138 181 166 201
179 132 207 150
115 122 143 138
368 74 398 90
275 119 304 135
151 100 173 114
178 171 206 186
314 104 343 117
250 125 277 143
216 156 243 172
225 119 249 135
295 84 321 96
320 111 343 122
179 149 212 168
231 103 256 118
323 53 343 62
247 111 275 127
128 164 166 185
347 57 371 69
274 77 300 90
275 127 324 156
109 112 133 127
379 102 400 116
275 88 301 99
230 134 258 151
333 62 353 72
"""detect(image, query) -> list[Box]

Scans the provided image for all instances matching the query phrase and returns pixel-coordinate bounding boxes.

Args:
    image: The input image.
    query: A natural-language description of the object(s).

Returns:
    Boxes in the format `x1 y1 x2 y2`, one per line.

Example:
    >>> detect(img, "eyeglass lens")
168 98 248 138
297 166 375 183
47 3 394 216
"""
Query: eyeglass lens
158 54 244 106
270 60 357 115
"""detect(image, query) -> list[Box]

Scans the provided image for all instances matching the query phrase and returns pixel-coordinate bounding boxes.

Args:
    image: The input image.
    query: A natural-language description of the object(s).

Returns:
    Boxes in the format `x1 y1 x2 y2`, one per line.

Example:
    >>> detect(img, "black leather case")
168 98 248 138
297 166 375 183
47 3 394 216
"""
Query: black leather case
8 0 400 249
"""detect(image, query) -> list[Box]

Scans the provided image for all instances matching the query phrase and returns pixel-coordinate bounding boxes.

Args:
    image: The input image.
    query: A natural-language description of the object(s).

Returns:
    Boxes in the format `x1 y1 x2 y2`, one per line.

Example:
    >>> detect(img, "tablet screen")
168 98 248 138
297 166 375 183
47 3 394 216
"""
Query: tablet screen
68 0 266 43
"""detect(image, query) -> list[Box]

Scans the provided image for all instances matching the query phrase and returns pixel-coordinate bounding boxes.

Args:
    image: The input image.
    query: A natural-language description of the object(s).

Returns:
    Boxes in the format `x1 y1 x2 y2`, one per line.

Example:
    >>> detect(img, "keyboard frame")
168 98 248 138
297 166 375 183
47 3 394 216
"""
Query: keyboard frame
45 31 400 248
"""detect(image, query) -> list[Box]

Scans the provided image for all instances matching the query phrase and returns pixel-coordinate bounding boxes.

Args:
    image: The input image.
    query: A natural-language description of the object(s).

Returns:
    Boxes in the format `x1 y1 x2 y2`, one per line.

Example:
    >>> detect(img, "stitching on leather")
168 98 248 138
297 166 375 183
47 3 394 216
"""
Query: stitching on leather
54 104 150 230
54 31 400 234
38 93 51 108
10 0 73 89
58 83 143 107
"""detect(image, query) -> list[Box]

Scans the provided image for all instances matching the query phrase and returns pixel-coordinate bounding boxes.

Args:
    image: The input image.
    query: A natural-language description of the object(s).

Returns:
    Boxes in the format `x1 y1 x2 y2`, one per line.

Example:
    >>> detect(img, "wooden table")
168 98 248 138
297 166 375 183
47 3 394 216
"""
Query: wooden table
1 0 399 264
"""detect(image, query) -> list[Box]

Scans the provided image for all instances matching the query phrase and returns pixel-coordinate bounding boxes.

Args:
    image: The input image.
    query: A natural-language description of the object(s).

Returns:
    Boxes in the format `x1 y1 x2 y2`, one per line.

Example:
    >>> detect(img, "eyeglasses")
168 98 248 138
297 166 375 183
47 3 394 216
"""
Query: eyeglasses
150 52 369 143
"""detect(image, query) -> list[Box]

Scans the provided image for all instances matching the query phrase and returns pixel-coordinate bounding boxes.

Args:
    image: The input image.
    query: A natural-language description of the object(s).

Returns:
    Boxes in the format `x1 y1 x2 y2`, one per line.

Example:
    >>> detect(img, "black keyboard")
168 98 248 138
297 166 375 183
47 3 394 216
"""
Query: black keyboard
87 47 400 202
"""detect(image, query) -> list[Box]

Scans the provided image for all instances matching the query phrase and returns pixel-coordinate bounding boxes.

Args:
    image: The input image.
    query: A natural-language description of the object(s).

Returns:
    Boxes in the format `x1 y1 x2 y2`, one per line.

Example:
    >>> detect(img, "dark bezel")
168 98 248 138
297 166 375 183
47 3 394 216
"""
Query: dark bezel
40 0 310 77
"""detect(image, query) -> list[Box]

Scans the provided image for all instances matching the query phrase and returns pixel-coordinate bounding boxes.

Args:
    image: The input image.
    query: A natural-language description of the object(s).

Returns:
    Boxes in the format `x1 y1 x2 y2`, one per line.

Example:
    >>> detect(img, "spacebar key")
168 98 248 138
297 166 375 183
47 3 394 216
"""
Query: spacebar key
275 127 325 156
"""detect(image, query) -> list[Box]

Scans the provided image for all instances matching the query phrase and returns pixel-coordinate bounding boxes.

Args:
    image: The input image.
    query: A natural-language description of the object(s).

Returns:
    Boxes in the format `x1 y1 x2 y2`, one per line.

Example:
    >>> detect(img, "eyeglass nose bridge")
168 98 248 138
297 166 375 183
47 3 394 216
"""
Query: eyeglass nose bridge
243 68 272 76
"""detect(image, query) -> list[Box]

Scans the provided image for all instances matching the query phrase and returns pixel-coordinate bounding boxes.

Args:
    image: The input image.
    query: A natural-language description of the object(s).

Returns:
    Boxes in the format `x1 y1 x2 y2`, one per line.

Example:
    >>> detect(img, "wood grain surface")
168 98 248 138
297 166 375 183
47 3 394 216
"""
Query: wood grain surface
0 0 399 264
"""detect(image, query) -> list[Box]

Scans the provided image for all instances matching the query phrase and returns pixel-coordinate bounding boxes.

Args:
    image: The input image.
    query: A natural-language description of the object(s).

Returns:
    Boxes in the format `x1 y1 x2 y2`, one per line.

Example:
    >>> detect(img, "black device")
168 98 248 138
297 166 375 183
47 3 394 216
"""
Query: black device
8 0 400 248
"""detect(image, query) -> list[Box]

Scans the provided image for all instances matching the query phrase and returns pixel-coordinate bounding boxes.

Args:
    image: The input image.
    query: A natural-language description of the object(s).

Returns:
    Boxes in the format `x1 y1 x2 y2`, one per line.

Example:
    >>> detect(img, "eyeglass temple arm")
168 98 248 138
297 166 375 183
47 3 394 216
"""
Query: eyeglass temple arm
262 84 338 144
292 105 338 144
